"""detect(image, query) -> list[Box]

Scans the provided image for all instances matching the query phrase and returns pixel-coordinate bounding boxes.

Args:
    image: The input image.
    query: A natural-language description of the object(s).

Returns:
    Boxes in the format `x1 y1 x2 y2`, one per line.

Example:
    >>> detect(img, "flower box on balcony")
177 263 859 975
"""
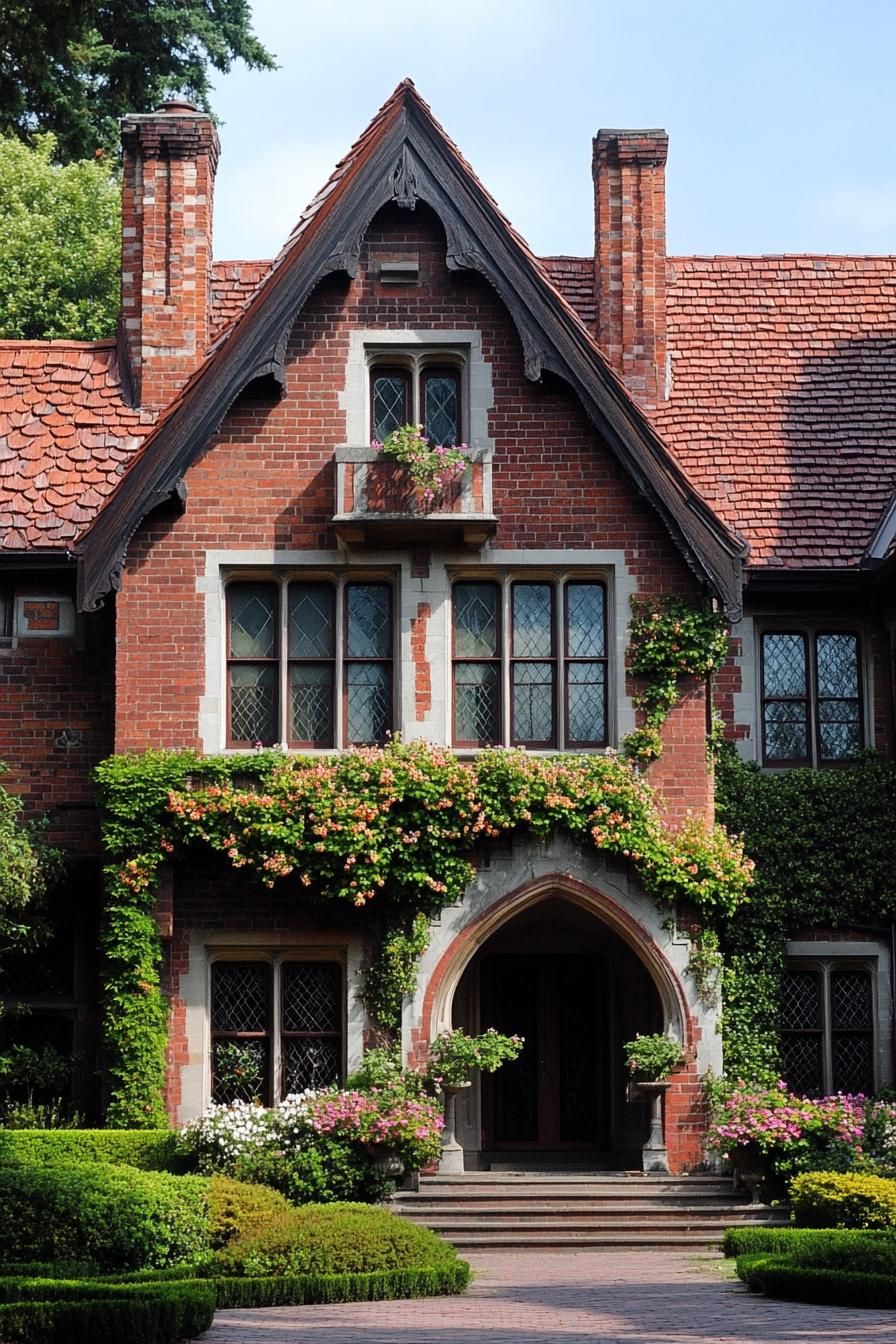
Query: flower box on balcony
332 444 496 547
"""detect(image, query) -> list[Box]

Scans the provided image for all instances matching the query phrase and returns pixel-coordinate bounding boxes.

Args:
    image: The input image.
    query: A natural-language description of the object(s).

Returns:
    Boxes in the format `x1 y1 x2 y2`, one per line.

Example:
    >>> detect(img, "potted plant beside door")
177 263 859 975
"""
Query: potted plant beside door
623 1033 684 1173
427 1029 524 1174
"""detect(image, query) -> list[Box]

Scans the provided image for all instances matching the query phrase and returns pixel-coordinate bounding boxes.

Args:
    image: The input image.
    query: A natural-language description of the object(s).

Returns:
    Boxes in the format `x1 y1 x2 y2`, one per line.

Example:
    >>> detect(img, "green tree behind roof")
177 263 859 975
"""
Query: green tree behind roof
0 135 119 340
0 0 276 163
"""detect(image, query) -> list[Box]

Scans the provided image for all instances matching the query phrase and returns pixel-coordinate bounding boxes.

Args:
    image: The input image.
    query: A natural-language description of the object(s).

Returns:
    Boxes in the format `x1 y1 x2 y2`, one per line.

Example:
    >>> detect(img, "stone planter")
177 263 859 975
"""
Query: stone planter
730 1143 786 1205
438 1080 472 1174
632 1079 670 1173
363 1143 405 1178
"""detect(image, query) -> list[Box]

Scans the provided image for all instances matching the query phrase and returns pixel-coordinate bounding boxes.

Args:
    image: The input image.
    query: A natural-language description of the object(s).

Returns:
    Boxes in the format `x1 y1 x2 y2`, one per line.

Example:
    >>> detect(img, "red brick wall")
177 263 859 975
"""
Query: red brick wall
0 581 113 850
116 203 708 822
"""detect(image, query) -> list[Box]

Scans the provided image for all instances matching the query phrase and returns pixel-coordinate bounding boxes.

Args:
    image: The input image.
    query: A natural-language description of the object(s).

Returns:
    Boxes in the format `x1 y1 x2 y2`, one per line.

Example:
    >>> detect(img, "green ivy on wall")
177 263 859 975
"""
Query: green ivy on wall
623 596 730 764
714 748 896 1083
95 740 753 1127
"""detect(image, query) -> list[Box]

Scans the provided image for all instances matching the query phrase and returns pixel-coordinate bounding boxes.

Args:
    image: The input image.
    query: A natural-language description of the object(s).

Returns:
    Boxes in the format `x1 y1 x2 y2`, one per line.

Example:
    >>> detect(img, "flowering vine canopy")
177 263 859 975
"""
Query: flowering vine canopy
95 739 753 1126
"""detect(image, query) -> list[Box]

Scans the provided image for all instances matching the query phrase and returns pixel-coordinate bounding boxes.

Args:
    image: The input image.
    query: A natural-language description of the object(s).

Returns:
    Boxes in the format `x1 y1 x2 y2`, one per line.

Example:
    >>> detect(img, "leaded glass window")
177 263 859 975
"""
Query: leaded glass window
211 962 271 1103
281 962 342 1094
369 359 463 447
453 583 500 746
511 583 555 746
371 370 410 442
227 583 278 746
565 582 608 746
452 577 608 749
422 369 460 445
345 583 392 745
226 579 394 749
780 961 875 1097
211 960 343 1104
761 631 862 767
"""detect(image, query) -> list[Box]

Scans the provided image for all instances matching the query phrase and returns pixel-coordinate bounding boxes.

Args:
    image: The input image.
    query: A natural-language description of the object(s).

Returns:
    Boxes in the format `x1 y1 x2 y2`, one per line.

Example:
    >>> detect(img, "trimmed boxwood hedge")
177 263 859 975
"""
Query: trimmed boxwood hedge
722 1226 895 1260
0 1130 184 1172
0 1280 215 1344
737 1254 896 1310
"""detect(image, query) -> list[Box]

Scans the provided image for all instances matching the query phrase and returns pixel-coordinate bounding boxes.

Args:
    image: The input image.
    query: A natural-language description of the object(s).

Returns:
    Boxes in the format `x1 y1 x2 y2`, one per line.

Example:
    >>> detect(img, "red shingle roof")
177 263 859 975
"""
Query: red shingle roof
654 255 896 569
209 261 271 342
0 342 147 550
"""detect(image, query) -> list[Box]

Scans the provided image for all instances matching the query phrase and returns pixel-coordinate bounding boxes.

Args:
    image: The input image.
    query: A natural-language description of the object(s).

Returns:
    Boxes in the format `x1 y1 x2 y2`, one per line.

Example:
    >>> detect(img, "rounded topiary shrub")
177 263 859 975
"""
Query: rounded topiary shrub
214 1201 461 1278
0 1158 211 1270
205 1175 300 1249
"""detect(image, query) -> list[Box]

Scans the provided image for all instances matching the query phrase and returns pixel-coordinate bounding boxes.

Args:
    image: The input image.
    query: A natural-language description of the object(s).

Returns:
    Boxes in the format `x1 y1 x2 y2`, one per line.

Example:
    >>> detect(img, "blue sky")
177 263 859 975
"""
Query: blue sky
210 0 896 263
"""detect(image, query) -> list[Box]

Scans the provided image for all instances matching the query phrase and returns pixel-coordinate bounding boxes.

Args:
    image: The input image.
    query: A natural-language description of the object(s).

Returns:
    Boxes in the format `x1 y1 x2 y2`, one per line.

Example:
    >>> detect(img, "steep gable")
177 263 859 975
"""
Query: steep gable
76 82 745 616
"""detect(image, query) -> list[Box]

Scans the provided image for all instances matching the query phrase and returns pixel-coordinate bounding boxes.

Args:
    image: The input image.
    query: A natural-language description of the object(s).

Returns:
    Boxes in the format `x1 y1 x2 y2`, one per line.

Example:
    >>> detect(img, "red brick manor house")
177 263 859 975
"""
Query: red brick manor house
0 83 894 1171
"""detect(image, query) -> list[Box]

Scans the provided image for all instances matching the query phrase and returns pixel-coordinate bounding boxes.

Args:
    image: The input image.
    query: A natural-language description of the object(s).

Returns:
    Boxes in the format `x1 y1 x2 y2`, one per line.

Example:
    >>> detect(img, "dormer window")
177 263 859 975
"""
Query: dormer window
370 357 462 445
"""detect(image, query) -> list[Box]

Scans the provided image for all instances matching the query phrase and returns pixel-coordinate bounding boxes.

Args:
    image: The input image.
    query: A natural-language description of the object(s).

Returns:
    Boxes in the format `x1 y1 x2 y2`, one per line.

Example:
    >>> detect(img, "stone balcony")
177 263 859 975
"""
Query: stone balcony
332 446 497 548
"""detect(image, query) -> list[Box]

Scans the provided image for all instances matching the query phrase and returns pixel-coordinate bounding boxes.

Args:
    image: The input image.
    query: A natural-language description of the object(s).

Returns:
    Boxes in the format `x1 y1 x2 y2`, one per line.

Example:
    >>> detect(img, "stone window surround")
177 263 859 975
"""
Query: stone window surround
728 614 875 766
178 932 364 1125
339 329 494 453
224 571 399 750
199 549 637 754
784 939 893 1093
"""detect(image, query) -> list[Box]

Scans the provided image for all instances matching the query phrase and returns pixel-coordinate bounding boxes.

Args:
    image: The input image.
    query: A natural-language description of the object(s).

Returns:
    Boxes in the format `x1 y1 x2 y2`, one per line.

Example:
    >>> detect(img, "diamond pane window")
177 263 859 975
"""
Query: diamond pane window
228 583 279 746
567 663 606 744
781 961 876 1097
422 370 460 446
511 585 555 747
227 580 394 748
289 664 333 746
762 630 863 766
371 370 410 442
567 584 605 658
211 960 344 1105
455 662 500 744
346 584 391 659
281 962 342 1095
288 584 334 659
346 661 390 745
564 582 607 746
452 577 609 749
454 583 499 659
512 662 554 744
229 584 277 659
229 664 276 745
211 962 272 1104
512 585 553 659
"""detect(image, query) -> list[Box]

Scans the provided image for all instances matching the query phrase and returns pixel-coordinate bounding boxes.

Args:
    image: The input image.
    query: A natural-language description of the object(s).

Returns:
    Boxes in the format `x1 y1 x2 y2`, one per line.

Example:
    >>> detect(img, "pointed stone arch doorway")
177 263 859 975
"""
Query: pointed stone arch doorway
451 895 663 1166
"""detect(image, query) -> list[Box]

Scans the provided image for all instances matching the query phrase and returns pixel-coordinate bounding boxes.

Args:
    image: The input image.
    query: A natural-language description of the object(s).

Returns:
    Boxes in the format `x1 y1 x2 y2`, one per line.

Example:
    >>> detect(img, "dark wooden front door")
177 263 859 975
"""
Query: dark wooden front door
481 954 605 1150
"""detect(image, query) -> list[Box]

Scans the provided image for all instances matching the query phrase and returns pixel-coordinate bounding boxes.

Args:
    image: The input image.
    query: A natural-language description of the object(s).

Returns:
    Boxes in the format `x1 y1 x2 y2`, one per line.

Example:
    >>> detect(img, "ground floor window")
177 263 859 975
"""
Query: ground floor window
780 960 874 1096
210 958 343 1104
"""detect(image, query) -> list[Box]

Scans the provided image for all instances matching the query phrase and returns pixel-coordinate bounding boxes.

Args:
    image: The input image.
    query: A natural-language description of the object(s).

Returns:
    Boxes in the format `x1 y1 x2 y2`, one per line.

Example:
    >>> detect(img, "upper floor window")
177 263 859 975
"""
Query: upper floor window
452 578 608 749
211 958 343 1104
370 357 462 445
760 630 862 766
780 960 874 1097
226 578 394 749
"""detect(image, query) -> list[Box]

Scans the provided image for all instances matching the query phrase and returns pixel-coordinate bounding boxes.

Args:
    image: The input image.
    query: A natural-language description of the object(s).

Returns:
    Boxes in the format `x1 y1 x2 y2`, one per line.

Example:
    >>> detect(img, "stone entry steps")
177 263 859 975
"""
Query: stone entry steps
391 1173 788 1251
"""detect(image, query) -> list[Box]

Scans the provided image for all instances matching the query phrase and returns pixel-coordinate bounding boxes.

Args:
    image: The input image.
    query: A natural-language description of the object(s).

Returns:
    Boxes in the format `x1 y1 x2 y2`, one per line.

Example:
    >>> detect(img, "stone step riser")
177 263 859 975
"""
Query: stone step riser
397 1210 785 1224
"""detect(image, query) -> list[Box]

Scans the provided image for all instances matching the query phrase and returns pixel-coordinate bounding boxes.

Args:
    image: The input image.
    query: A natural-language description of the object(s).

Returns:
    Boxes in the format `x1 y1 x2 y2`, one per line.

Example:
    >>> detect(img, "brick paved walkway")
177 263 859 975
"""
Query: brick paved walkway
200 1251 896 1343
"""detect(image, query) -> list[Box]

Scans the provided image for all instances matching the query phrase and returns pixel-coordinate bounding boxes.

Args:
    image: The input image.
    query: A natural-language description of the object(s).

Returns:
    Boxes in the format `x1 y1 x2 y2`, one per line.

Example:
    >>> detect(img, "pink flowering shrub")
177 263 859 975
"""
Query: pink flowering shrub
707 1081 865 1177
304 1083 444 1172
373 423 471 507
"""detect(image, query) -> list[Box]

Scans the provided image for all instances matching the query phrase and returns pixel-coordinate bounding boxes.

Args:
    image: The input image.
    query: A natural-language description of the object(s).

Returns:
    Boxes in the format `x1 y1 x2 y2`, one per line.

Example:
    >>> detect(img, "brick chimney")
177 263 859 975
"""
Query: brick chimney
592 129 669 406
120 100 220 410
